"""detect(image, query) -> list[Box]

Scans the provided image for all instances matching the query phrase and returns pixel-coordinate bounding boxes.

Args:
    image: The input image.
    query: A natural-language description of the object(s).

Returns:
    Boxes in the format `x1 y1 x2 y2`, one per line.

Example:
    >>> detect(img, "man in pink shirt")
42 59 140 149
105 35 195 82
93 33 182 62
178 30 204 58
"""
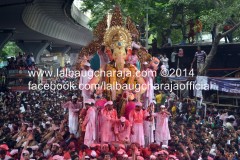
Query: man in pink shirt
62 95 82 137
94 92 107 142
82 99 96 147
100 101 118 143
154 105 171 146
129 102 145 146
114 116 131 142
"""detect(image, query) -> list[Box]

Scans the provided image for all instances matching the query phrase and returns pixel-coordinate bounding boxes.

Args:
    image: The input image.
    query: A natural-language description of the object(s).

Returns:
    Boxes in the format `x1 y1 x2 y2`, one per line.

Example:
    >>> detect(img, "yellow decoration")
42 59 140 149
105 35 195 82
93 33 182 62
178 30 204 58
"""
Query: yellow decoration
103 26 132 49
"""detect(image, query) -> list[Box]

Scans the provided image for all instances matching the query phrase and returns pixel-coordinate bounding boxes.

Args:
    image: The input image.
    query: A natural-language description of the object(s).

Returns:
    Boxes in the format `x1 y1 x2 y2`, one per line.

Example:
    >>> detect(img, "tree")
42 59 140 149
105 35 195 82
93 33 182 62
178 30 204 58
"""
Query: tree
79 0 225 45
199 22 240 75
0 42 21 61
79 0 240 71
198 0 240 75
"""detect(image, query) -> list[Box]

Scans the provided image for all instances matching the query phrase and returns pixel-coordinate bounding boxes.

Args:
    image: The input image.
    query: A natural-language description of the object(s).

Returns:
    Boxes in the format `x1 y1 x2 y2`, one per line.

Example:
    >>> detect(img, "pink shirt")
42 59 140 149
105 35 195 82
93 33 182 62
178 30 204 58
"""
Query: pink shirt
129 110 144 125
128 54 139 65
114 120 131 141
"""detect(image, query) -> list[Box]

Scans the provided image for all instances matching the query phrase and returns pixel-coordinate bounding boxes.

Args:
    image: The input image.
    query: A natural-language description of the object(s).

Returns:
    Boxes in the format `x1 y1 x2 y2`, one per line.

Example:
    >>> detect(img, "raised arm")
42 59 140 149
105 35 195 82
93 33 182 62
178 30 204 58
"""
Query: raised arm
62 101 71 108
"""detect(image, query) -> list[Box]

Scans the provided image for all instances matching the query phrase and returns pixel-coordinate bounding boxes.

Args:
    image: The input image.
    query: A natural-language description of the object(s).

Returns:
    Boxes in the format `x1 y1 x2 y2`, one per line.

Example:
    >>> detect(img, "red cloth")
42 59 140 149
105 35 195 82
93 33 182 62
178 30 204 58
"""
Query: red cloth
95 98 107 109
124 101 136 119
63 152 71 159
0 144 9 150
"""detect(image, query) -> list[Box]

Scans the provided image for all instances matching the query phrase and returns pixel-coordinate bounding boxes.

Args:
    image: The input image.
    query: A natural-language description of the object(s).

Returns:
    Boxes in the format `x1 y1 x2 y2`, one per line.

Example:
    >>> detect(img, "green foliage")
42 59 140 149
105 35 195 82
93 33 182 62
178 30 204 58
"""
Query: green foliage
79 0 240 46
0 42 22 61
81 0 147 29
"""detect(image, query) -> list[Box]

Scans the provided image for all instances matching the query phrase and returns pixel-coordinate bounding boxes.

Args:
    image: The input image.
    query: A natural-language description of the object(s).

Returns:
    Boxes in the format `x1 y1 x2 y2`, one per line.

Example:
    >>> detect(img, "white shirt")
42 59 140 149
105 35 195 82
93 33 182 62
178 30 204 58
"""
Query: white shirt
161 57 169 68
178 102 182 112
171 52 178 62
30 56 35 63
167 38 172 46
131 41 141 49
79 69 94 86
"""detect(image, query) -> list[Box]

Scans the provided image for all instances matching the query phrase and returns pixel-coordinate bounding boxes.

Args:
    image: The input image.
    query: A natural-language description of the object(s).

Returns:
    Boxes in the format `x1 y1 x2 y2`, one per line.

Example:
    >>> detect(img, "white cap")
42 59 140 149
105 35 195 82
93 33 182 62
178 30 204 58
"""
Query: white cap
120 117 126 122
47 117 52 120
10 149 18 155
46 121 51 124
53 143 60 147
168 155 177 159
143 62 148 65
28 145 39 151
117 148 125 155
104 101 113 107
210 149 216 156
72 95 78 99
85 99 95 105
150 155 157 159
135 102 142 107
91 150 97 157
84 62 91 67
162 144 168 149
27 127 33 131
52 155 64 160
22 150 30 155
123 154 128 158
160 105 165 108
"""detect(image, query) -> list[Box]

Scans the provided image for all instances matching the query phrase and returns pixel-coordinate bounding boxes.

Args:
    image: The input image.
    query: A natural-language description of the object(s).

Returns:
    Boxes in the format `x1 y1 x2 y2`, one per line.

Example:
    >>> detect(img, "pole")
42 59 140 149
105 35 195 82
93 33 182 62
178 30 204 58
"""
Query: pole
145 1 149 49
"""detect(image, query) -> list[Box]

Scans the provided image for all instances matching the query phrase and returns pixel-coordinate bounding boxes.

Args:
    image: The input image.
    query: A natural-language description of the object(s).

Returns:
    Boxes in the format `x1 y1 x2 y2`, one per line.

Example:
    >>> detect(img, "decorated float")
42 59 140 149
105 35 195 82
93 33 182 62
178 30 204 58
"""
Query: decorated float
76 6 159 112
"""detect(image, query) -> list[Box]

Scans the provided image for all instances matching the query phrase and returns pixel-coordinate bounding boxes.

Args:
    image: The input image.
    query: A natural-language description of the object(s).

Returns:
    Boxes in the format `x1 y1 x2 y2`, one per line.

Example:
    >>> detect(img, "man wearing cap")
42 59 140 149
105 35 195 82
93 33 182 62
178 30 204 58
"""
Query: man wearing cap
114 116 131 142
79 61 94 105
154 105 171 146
129 102 145 146
62 95 82 136
82 99 96 147
100 101 118 143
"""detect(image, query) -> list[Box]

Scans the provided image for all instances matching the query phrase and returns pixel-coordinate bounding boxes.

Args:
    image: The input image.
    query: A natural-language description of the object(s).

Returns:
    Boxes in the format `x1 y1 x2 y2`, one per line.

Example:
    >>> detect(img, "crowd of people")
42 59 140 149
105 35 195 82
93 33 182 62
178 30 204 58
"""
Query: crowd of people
0 12 238 160
6 52 35 70
158 46 206 75
0 78 240 160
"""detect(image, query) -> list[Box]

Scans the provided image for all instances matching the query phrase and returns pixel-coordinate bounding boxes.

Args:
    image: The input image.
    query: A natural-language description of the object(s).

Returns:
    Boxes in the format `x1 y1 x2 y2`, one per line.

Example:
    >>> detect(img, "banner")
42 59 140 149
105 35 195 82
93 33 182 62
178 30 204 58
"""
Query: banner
168 76 188 82
208 78 240 93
